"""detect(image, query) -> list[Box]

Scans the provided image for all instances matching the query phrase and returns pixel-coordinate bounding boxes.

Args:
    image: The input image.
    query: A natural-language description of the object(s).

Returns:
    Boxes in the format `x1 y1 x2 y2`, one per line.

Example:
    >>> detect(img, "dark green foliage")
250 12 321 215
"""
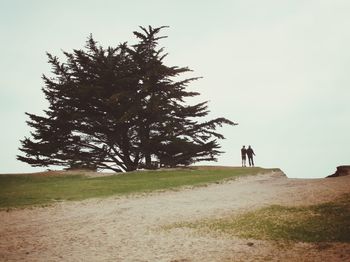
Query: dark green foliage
18 26 235 171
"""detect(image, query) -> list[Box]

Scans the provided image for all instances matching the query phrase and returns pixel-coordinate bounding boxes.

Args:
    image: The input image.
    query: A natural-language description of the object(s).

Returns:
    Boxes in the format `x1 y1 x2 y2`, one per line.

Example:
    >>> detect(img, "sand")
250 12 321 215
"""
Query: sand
1 170 350 262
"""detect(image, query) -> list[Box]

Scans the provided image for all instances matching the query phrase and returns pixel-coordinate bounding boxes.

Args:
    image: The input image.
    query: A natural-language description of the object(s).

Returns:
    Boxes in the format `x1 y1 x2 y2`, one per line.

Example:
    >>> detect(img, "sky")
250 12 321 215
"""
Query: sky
0 0 349 178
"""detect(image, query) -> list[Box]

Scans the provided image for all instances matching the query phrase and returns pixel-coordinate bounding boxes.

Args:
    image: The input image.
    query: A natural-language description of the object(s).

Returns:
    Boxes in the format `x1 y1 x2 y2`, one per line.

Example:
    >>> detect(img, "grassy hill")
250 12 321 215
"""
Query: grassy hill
0 166 277 209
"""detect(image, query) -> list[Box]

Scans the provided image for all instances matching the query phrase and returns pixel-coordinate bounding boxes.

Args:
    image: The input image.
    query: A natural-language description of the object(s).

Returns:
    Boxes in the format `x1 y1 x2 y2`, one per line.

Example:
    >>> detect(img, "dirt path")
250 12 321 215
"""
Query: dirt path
1 171 350 262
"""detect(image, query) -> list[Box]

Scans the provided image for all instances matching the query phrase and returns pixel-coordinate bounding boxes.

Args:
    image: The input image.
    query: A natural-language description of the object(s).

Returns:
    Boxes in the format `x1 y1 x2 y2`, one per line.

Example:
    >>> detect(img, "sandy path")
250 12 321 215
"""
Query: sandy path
1 171 350 262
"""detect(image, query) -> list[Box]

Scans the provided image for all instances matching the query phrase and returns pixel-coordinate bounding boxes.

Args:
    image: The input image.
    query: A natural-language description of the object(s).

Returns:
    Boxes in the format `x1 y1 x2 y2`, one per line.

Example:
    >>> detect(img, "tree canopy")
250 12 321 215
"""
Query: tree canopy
18 26 236 172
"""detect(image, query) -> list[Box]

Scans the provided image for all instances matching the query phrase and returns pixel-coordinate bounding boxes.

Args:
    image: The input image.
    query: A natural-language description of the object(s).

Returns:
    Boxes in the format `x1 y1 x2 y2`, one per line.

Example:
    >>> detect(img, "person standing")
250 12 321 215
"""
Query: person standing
241 146 247 167
246 145 255 167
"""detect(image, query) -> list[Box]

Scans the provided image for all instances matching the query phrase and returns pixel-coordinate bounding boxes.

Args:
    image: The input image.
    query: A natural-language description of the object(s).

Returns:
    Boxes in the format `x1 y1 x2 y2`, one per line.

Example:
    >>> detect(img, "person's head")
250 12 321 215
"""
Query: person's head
242 145 245 148
248 145 251 148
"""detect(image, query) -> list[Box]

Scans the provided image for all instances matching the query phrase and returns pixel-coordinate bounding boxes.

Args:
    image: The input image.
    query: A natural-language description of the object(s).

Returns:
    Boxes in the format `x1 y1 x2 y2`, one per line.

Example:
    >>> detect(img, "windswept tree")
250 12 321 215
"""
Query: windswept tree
18 26 236 172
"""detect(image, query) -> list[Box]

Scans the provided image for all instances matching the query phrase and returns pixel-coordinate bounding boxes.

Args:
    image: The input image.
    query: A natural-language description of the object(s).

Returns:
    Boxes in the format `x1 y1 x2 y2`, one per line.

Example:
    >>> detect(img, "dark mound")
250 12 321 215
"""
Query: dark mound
327 166 350 178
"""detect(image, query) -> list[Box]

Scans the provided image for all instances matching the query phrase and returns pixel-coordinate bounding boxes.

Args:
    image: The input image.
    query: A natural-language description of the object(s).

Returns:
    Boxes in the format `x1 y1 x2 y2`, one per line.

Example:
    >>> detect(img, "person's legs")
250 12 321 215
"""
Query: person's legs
248 157 252 166
242 157 246 167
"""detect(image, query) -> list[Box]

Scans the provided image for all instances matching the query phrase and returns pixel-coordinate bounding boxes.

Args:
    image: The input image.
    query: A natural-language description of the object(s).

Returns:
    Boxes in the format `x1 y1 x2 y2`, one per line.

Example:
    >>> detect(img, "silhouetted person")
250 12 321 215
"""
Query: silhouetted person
246 145 255 167
241 146 247 167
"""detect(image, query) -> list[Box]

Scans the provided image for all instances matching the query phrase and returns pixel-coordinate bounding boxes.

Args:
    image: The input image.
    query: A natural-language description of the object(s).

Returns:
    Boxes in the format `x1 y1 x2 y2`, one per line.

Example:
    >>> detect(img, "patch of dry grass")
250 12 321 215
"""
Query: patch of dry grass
169 194 350 243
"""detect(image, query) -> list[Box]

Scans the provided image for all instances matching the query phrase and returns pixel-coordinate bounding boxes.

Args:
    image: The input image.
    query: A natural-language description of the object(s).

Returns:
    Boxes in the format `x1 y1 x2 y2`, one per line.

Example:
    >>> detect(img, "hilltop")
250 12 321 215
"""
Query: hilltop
0 167 349 261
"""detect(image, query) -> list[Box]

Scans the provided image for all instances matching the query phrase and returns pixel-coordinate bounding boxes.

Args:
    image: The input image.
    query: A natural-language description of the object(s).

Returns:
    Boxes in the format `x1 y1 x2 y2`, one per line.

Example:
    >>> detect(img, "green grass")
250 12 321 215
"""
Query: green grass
0 167 273 209
171 194 350 243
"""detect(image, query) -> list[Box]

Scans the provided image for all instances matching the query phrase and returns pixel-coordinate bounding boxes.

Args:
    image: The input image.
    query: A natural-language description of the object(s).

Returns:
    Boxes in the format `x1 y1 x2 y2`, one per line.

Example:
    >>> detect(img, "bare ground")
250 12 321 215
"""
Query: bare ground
1 170 350 262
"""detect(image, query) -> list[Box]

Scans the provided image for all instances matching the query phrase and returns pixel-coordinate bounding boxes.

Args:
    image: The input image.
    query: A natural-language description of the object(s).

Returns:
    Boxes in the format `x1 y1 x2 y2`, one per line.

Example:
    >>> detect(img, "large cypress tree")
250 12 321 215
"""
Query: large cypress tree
18 26 236 172
128 26 236 168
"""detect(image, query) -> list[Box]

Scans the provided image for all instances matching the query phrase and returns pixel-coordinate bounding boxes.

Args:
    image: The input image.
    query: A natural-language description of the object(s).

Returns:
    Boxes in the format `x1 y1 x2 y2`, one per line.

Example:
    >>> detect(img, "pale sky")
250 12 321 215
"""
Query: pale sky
1 0 349 178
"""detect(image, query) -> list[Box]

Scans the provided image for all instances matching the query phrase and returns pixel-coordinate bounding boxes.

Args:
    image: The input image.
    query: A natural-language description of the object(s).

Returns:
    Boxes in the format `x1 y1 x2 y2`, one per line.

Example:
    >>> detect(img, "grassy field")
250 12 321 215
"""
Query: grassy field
0 166 274 209
171 193 350 243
